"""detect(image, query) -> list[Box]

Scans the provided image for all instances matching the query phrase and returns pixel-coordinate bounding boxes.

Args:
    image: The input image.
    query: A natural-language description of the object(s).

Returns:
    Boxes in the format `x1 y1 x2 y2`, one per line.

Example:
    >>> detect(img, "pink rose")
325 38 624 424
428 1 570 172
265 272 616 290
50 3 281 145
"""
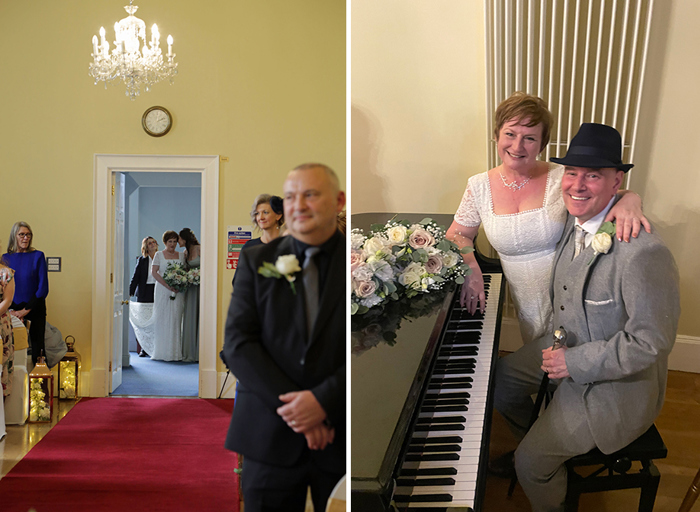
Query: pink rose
408 228 435 250
425 254 443 274
353 279 377 298
350 249 363 272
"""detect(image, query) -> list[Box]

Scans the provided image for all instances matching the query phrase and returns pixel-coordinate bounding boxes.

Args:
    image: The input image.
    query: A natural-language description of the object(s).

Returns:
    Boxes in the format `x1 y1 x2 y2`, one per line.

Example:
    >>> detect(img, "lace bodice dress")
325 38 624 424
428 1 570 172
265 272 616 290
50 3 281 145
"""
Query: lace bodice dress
150 251 185 361
454 163 567 344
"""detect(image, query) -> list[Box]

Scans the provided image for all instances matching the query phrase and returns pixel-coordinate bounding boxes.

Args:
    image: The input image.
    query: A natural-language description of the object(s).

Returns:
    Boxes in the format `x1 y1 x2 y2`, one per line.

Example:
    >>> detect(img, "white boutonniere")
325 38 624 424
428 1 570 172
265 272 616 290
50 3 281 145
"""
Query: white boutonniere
258 254 302 294
587 221 615 265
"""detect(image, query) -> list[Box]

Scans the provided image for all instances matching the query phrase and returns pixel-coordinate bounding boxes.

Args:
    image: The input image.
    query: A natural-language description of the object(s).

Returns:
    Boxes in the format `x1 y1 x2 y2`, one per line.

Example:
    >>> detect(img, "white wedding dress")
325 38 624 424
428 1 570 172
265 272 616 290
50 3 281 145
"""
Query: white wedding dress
454 163 567 344
150 251 185 361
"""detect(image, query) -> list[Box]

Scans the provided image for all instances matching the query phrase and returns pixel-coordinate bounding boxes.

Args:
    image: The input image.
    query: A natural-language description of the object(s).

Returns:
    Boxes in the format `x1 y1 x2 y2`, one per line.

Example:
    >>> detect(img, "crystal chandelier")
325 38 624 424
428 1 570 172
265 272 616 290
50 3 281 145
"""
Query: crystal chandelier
89 1 178 100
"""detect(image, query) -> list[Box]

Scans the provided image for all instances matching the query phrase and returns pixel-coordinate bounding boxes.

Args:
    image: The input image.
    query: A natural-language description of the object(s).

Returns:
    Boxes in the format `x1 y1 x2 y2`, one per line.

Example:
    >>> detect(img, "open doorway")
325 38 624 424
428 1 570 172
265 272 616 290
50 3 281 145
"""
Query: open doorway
91 154 220 399
111 171 202 397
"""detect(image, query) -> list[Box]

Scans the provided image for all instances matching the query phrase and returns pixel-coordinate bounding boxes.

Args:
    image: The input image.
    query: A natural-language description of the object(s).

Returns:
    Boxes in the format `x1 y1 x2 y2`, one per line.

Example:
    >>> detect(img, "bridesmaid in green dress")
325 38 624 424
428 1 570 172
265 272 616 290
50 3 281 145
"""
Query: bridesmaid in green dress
178 228 200 363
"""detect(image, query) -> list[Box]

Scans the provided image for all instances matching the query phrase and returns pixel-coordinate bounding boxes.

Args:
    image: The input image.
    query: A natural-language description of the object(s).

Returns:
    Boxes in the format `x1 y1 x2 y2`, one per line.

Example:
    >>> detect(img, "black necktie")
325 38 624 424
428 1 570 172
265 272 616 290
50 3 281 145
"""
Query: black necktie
303 247 321 335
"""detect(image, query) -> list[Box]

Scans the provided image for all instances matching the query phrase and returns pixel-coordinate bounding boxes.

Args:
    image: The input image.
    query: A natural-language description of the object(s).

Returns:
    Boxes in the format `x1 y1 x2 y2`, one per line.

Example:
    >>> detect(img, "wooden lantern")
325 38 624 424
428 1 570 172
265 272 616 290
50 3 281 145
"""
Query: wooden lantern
58 335 80 399
28 356 54 423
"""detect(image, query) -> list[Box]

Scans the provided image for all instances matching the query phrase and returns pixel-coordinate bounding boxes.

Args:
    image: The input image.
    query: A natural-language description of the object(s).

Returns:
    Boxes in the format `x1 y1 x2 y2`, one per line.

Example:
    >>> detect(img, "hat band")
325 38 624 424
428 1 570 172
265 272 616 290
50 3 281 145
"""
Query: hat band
567 145 620 161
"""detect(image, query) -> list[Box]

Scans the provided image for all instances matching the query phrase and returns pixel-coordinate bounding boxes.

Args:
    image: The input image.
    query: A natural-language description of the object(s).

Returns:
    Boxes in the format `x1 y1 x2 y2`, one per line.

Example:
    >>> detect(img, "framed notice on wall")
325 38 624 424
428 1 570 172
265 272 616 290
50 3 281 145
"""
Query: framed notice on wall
226 225 253 270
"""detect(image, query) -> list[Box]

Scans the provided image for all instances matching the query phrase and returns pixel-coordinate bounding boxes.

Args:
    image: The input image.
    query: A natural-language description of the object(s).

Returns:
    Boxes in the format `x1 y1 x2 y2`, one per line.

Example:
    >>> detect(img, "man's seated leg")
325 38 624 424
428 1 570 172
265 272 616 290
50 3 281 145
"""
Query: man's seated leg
515 386 596 512
494 334 551 440
241 456 308 512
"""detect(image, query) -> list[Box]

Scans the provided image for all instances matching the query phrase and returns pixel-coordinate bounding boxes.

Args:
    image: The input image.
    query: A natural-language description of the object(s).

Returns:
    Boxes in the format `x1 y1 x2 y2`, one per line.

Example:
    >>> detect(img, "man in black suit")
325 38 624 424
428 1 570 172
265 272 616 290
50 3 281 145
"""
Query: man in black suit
222 163 346 512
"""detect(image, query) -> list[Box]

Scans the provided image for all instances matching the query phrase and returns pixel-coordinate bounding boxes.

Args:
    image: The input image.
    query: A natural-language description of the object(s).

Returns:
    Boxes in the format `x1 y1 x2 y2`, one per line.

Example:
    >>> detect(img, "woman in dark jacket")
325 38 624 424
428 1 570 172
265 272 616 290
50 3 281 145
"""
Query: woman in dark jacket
129 236 158 356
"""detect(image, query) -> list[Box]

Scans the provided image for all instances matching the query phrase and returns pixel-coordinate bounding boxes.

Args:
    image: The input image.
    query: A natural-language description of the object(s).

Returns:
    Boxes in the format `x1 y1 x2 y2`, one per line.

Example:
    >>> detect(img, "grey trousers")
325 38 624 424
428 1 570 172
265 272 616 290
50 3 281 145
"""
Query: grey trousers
494 338 596 512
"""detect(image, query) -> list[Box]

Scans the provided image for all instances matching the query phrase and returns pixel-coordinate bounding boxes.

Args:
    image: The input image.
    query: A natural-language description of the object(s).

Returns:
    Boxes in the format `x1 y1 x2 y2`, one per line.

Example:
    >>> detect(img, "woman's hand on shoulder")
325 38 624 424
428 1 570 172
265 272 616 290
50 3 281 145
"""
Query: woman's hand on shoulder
606 190 651 242
460 265 485 315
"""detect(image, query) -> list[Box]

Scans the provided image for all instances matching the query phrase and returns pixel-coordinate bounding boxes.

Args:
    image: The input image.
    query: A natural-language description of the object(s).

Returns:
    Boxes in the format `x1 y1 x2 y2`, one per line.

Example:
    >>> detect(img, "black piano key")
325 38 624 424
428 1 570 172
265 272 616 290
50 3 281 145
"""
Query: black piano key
429 377 474 384
416 415 466 424
422 398 469 406
420 405 468 413
407 444 461 453
433 368 475 376
448 321 484 330
400 467 458 477
414 423 465 431
410 436 463 445
442 332 481 344
404 453 460 462
428 382 472 390
439 348 478 356
423 392 470 399
395 477 456 487
393 493 453 503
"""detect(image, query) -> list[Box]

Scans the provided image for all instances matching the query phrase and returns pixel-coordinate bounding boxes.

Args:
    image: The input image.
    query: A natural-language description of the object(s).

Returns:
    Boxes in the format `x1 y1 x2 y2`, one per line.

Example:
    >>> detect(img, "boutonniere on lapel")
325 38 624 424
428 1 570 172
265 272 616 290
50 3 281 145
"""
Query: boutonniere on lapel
258 254 302 294
588 221 615 265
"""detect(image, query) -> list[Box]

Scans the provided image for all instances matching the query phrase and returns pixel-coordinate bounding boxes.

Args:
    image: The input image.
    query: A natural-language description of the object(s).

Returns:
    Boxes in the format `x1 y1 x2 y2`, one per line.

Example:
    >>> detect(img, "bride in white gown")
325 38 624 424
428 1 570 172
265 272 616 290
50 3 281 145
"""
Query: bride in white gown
149 231 185 361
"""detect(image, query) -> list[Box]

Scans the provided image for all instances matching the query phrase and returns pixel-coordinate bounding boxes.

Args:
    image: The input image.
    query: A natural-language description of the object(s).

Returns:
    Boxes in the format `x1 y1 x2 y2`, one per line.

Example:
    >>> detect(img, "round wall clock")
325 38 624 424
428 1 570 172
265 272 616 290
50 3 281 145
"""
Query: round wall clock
142 106 172 137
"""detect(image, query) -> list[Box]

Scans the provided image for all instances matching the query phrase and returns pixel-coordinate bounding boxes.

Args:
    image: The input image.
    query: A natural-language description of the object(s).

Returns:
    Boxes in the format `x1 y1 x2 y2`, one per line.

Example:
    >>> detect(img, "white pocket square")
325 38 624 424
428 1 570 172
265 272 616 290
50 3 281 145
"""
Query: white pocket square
585 298 614 306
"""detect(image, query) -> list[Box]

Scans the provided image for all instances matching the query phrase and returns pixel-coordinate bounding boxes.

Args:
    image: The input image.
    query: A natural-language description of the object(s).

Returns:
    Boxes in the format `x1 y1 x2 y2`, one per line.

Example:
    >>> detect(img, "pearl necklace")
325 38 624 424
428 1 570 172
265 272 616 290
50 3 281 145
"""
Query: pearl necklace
499 171 531 191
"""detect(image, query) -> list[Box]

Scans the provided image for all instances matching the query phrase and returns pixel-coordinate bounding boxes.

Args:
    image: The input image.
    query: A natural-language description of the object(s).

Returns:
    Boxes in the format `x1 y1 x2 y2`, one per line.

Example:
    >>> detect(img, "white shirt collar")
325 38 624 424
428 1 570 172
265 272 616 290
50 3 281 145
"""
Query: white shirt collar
576 196 616 236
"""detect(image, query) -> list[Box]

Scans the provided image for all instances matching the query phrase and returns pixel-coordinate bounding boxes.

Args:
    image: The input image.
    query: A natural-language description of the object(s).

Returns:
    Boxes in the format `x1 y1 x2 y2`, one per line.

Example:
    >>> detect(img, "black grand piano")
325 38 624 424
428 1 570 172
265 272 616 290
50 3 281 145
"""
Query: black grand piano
351 213 506 512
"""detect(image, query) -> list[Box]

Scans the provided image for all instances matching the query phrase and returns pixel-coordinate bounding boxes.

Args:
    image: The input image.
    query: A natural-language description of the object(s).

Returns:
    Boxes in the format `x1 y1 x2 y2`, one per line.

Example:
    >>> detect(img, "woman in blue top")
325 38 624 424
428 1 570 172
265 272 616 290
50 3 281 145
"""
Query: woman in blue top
4 222 48 364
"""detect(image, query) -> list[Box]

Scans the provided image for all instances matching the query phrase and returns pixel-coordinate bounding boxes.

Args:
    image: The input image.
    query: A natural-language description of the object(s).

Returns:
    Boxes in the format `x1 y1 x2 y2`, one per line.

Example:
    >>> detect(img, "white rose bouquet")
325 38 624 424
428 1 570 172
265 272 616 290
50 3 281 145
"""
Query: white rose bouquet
163 262 190 299
351 217 471 315
186 267 201 286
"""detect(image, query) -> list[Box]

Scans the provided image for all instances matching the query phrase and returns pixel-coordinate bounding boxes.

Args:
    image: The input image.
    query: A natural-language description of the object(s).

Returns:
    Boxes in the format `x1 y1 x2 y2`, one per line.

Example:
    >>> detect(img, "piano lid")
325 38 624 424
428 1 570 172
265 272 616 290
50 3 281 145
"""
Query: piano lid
351 213 458 506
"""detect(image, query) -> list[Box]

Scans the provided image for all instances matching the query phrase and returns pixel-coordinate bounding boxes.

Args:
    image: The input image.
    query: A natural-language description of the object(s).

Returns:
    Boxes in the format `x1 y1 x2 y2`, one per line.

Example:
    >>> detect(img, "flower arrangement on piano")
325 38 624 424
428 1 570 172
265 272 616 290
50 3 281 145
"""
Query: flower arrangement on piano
350 217 471 315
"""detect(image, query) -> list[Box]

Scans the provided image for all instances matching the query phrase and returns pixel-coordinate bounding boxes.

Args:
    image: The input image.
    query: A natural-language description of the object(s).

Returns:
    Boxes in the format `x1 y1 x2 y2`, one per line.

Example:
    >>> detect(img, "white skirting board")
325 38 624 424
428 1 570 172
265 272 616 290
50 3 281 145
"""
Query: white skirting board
498 318 700 374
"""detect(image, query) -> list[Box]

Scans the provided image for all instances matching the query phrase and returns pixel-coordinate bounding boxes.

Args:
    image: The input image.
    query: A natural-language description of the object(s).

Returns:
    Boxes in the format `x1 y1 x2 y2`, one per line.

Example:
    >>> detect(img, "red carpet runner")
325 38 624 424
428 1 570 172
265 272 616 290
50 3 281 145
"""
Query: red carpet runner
0 398 240 512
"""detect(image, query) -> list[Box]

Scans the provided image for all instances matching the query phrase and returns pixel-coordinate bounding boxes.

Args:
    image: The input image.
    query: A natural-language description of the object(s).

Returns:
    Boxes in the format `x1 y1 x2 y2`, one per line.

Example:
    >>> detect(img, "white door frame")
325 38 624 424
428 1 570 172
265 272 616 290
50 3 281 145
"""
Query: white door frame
92 154 220 398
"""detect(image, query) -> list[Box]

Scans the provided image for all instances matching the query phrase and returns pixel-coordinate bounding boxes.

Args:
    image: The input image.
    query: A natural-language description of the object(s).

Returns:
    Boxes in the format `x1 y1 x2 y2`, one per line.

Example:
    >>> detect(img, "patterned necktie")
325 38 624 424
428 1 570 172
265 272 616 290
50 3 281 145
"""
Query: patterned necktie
574 225 586 258
303 247 321 334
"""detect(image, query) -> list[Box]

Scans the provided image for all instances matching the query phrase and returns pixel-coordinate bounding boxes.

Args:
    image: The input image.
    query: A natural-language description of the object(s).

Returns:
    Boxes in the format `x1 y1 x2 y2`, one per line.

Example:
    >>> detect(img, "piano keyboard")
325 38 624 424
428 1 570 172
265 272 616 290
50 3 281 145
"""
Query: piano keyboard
393 273 503 511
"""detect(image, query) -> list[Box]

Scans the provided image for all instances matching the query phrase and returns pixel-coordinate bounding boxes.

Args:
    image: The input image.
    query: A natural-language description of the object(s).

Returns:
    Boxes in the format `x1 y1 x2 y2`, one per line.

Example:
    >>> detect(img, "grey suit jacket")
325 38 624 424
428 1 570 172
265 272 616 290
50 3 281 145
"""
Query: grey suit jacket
548 213 680 454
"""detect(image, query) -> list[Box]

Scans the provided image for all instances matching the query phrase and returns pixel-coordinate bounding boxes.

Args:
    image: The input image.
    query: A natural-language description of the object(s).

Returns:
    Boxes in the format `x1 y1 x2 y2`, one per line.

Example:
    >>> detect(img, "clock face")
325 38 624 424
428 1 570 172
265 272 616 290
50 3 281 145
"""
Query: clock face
142 107 172 137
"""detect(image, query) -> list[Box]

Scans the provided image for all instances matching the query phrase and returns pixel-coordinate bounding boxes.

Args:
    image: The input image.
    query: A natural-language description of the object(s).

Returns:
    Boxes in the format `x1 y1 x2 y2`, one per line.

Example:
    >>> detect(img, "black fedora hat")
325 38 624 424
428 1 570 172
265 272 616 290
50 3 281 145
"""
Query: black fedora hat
551 123 634 172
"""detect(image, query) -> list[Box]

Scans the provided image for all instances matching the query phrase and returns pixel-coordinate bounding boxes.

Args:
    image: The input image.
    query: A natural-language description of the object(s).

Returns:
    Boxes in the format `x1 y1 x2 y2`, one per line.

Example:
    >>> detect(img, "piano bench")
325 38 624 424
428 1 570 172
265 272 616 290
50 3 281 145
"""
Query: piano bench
564 424 667 512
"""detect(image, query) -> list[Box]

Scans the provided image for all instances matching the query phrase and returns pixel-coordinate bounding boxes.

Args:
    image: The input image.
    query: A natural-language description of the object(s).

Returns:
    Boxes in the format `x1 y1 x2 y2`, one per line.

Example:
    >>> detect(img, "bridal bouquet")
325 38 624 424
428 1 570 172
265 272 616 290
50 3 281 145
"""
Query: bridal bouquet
163 262 189 300
351 217 471 315
186 267 201 286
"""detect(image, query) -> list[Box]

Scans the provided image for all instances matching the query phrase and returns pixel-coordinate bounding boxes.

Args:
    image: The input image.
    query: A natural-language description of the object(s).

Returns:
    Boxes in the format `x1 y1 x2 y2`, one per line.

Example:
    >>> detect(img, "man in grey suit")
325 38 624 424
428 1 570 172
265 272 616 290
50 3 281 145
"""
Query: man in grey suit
493 123 681 512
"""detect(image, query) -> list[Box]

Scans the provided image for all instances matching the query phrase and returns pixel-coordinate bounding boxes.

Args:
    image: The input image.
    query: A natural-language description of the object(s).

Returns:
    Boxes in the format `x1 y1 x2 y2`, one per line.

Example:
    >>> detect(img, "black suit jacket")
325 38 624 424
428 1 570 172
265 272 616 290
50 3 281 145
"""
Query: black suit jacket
222 233 346 472
129 256 154 303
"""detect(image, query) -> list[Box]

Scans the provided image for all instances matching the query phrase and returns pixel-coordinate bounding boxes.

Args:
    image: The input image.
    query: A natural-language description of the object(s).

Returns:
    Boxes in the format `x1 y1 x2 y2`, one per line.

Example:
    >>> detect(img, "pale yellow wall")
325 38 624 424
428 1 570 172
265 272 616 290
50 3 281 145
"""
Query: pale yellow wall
631 0 700 337
0 0 346 379
352 0 699 339
351 1 487 214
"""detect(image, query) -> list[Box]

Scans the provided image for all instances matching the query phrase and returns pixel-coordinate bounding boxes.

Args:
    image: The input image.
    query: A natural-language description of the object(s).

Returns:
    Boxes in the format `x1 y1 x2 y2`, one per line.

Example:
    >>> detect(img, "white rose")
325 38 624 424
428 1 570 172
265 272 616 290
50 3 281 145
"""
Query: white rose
386 225 408 244
275 254 301 277
363 235 390 257
398 262 425 289
591 233 612 254
442 251 459 268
